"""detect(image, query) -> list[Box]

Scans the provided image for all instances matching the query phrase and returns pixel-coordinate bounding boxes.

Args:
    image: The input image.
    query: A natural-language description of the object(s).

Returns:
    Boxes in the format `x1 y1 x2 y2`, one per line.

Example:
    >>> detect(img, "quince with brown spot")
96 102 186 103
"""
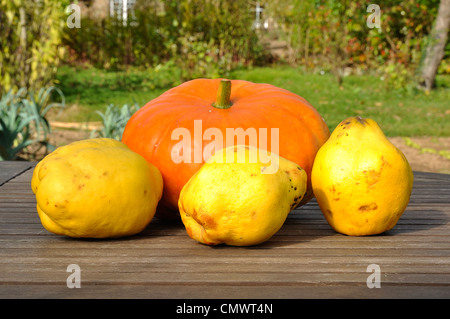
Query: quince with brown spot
178 145 307 246
31 138 163 238
311 116 414 236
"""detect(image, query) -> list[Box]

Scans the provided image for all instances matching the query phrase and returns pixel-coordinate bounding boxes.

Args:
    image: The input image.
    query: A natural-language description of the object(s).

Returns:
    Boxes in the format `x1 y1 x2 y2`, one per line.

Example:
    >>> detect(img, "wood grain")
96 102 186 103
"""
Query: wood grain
0 161 449 299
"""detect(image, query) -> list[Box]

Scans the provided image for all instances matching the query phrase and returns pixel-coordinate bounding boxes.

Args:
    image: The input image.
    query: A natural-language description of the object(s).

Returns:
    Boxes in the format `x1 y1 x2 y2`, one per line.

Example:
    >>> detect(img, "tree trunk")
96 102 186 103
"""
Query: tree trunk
19 6 27 88
420 0 450 91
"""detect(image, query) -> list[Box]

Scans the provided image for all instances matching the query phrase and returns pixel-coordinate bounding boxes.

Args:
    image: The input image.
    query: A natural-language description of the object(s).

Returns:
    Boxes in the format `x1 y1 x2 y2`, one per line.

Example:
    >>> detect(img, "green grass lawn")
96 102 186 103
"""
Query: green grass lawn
54 65 450 137
53 65 176 122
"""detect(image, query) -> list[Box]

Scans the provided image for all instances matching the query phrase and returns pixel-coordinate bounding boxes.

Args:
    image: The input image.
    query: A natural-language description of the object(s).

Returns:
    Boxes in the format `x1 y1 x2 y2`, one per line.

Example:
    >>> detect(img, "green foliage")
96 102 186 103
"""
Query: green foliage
91 103 140 141
383 62 410 90
0 87 65 160
263 0 442 87
0 0 70 95
403 137 450 160
62 0 266 80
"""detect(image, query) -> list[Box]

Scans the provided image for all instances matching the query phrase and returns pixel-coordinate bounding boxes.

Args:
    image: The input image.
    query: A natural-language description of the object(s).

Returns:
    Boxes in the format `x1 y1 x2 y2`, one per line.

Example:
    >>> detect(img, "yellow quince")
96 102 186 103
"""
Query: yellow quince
311 117 414 236
178 145 307 246
31 138 163 238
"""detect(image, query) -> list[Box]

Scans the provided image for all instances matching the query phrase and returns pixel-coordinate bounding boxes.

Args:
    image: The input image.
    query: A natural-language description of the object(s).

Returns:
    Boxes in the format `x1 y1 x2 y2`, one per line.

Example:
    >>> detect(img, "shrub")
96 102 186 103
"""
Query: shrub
264 0 442 87
0 0 70 95
62 0 267 79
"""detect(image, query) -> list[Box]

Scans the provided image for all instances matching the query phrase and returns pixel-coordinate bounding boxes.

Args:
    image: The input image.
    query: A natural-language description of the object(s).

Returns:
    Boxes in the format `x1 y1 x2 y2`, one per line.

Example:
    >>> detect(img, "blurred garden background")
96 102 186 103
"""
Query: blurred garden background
1 0 449 172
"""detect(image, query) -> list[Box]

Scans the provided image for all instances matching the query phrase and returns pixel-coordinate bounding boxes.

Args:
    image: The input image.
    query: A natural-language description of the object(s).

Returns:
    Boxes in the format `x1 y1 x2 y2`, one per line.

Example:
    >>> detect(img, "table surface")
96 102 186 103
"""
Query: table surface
0 161 449 299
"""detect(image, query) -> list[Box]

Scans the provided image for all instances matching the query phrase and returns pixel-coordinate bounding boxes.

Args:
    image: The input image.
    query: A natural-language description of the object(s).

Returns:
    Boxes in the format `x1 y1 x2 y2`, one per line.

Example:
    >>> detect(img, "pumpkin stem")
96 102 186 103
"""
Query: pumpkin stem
212 80 232 109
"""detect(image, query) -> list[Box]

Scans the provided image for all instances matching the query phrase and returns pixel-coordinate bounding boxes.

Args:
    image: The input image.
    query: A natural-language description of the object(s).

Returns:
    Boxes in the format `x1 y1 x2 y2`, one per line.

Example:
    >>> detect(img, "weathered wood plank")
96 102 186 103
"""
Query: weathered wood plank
2 260 449 275
1 270 449 286
0 161 35 186
1 235 448 249
2 245 450 259
0 284 448 299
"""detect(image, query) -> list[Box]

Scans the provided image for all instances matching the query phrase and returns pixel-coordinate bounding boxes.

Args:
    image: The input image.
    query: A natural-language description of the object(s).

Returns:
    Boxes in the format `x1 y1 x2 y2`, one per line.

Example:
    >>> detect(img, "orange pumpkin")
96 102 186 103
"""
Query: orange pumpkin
122 79 330 218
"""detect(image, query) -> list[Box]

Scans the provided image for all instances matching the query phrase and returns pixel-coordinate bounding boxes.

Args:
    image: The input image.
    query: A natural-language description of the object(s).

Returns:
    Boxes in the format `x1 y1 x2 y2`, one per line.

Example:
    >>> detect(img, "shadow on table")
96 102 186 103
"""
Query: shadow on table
99 198 449 248
384 208 448 236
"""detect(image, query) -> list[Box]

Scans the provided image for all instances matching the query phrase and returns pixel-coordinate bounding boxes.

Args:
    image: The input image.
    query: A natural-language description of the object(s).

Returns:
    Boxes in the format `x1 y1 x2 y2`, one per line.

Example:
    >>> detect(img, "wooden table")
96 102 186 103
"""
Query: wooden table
0 161 449 299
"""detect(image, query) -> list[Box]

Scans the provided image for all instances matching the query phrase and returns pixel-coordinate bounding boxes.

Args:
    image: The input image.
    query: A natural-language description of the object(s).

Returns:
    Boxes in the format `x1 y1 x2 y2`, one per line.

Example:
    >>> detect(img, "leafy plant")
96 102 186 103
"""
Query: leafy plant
0 87 65 160
91 103 140 141
0 0 70 95
403 137 450 160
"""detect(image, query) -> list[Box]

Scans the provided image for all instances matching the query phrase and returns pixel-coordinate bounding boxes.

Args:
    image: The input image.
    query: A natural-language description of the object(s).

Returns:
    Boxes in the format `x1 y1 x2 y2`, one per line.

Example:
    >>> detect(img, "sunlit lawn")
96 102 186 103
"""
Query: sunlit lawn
54 65 450 137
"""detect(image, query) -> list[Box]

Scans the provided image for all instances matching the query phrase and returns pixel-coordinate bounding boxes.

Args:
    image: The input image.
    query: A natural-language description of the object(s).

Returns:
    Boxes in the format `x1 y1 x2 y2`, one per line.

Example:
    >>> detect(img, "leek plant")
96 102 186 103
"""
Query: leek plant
0 87 65 160
91 103 140 141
